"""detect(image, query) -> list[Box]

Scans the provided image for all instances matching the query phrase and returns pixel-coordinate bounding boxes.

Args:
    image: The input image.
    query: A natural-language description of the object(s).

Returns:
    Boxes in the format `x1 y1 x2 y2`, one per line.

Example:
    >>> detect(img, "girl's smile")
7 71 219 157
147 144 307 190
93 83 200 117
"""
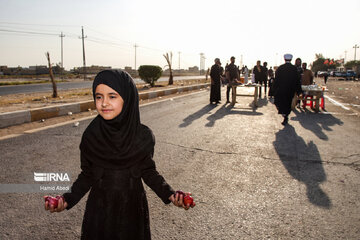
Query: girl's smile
95 84 124 120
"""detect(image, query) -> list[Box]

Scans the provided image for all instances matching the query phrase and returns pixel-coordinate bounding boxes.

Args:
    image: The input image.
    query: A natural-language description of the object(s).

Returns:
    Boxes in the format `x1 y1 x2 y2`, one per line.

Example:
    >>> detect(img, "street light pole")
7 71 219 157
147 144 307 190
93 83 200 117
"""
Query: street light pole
353 44 359 61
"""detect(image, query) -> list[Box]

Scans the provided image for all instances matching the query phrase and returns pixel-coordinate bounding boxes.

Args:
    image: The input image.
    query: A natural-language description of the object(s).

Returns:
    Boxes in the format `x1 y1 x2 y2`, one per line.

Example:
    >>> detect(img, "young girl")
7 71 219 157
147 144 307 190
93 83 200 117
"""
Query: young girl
44 70 195 239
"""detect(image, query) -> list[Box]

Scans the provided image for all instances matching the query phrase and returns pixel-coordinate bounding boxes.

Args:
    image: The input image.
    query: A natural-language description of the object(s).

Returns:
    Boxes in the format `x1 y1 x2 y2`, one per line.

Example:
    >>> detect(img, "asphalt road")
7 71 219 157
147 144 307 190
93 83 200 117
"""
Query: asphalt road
0 76 205 95
0 87 359 239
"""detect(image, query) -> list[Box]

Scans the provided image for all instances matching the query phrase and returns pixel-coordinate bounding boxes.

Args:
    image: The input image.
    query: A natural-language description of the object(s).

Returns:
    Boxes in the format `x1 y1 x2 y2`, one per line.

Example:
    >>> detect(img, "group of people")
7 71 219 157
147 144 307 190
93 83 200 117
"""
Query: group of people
210 54 313 125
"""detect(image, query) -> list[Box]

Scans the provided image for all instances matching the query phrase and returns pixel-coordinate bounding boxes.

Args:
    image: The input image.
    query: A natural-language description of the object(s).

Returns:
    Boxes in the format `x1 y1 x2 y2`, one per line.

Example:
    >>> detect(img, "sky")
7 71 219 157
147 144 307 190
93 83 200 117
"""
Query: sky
0 0 359 71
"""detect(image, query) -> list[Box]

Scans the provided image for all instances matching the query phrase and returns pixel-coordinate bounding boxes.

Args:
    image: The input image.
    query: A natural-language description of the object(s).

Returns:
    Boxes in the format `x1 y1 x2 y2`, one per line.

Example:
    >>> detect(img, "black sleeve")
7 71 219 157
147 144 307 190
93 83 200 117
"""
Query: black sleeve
141 156 175 204
63 153 95 210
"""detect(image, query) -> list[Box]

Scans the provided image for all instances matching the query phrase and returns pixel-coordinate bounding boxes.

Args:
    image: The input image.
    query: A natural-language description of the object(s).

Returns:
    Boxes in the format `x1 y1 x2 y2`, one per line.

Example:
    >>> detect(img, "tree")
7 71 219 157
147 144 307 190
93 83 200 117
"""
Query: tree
45 52 57 98
345 60 360 69
138 65 163 87
163 52 173 85
311 54 339 73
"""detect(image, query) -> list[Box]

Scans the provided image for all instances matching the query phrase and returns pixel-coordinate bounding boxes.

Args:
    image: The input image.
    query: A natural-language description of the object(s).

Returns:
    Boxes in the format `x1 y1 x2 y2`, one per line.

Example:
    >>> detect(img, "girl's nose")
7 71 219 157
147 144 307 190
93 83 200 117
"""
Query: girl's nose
102 98 109 107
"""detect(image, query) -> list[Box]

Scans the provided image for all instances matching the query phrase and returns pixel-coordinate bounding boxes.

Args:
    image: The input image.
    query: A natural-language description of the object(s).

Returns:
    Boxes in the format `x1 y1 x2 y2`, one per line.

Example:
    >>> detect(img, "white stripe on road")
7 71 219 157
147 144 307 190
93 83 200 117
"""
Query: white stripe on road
324 95 350 111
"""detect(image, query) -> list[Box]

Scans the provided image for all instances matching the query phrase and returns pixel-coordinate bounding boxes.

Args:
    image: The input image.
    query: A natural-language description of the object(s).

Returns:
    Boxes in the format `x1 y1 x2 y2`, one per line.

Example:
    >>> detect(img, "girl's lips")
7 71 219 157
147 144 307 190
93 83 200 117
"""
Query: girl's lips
102 109 112 113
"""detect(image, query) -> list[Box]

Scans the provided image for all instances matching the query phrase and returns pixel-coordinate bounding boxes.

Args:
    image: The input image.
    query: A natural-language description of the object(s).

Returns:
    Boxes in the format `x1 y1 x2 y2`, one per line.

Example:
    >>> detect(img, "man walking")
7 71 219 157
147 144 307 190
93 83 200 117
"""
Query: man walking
210 58 222 104
273 54 302 125
225 56 240 104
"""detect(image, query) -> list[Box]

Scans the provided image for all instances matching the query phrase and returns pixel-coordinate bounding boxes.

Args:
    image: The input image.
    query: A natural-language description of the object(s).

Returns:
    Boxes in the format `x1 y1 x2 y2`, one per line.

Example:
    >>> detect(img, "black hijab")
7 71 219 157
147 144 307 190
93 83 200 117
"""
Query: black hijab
80 70 154 169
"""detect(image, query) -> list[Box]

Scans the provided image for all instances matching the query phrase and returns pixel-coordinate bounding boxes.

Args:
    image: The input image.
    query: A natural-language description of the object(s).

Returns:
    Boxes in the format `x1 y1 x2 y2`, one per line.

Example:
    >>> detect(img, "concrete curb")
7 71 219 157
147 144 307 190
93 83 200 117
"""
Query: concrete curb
0 83 210 128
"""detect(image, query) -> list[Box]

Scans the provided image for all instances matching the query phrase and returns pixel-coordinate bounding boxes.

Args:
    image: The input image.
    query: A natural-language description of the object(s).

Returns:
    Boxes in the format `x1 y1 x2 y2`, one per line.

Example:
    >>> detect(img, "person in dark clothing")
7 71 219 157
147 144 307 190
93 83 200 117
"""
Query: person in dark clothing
268 66 275 98
294 58 303 107
323 73 329 84
210 58 222 104
44 70 195 240
262 62 269 98
225 56 240 103
273 54 302 125
253 60 267 98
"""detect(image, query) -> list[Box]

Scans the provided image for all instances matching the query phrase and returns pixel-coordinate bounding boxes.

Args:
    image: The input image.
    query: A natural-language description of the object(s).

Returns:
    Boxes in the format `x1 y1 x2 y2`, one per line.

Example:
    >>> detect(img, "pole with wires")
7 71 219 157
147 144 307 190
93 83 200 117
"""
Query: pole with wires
80 26 87 81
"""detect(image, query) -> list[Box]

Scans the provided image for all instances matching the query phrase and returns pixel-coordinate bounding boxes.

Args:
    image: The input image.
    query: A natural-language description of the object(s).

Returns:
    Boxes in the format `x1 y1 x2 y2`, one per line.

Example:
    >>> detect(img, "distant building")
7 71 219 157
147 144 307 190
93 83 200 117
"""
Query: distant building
188 66 199 73
124 66 137 77
71 65 112 74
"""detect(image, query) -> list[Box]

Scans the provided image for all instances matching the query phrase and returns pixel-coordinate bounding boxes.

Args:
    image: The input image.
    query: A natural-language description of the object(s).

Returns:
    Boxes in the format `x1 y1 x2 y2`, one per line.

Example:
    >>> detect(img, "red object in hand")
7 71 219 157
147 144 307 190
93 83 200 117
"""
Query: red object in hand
183 195 194 206
175 190 185 197
45 196 63 208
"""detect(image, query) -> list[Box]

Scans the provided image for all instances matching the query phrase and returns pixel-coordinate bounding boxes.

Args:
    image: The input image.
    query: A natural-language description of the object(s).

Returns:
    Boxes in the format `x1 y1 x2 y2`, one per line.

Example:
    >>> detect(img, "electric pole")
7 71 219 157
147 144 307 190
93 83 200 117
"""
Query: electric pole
199 53 204 75
178 51 181 70
344 50 347 63
353 44 359 61
59 32 65 77
80 26 87 81
134 44 138 71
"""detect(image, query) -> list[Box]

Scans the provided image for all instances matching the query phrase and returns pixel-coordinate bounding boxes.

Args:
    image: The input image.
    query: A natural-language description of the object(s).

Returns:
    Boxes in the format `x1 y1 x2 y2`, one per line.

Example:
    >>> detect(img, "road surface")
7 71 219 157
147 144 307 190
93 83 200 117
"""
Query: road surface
0 87 359 239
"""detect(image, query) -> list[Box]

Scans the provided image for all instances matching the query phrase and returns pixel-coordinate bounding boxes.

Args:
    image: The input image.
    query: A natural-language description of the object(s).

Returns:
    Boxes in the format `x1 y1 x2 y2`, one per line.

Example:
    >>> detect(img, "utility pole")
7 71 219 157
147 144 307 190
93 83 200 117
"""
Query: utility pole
134 44 138 71
59 32 65 77
344 50 347 63
199 53 204 75
80 26 87 81
178 51 181 70
353 44 359 61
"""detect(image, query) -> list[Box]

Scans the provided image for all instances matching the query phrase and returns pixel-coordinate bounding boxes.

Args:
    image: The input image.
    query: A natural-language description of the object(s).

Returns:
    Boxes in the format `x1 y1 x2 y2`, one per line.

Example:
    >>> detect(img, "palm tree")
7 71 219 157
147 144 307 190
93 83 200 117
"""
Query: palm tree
163 52 173 85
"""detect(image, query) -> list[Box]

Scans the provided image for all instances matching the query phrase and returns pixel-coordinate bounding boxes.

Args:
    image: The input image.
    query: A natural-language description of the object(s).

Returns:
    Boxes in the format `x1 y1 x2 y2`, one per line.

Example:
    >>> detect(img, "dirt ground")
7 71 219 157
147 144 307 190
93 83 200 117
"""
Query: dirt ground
321 77 360 107
0 77 359 138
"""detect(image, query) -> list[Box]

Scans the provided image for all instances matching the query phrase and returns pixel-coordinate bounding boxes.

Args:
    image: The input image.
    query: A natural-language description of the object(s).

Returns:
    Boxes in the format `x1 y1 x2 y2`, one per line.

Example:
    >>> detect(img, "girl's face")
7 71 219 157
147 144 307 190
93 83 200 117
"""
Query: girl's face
95 84 124 120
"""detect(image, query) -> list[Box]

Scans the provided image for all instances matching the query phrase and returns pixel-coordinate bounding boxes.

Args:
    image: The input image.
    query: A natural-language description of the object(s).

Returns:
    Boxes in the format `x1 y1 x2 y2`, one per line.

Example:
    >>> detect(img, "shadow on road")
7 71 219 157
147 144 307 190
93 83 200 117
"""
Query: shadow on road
205 104 262 127
291 109 343 140
273 125 331 209
179 104 218 128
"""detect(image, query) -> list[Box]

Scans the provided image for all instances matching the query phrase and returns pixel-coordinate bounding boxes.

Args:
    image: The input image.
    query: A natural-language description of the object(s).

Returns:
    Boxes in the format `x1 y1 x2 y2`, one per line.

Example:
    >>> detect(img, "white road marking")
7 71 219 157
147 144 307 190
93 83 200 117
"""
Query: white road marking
324 95 350 110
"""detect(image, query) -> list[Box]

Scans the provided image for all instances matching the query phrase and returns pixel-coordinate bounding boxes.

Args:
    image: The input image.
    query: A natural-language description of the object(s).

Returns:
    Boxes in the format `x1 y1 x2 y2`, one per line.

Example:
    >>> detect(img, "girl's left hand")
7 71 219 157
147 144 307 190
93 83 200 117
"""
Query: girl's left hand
169 192 196 210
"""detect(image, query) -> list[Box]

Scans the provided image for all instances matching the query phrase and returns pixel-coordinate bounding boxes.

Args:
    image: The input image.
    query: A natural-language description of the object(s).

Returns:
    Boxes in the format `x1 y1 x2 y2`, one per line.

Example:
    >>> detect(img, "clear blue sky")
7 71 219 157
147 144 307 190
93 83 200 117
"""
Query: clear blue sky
1 0 359 70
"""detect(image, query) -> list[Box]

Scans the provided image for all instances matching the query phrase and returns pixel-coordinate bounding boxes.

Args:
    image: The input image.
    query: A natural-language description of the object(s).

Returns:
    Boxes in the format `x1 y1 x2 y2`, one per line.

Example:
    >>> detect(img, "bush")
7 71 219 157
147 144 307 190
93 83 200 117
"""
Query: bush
138 65 163 87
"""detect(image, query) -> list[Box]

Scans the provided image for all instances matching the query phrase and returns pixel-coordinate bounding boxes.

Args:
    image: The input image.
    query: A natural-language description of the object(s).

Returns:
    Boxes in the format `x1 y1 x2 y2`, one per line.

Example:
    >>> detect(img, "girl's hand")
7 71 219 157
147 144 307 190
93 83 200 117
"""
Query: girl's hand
169 192 196 210
44 196 68 213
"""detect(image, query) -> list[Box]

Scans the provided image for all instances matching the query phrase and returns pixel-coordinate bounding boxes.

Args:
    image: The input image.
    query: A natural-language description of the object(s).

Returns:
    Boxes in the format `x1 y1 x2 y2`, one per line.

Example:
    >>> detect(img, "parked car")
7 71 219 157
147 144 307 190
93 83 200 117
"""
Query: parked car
346 70 356 80
317 71 328 77
333 71 347 78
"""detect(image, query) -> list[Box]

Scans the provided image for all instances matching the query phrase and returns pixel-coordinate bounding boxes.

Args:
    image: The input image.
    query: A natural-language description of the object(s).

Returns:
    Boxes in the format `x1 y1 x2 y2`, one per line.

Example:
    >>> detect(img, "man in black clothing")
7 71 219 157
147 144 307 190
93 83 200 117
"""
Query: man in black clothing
209 58 222 104
225 56 239 103
253 60 267 98
273 54 302 125
262 62 268 98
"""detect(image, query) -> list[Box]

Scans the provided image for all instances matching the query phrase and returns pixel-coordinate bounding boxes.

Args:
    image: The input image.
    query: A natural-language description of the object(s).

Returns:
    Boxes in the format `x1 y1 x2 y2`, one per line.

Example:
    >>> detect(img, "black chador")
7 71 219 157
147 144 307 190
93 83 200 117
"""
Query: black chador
63 70 174 239
210 63 221 103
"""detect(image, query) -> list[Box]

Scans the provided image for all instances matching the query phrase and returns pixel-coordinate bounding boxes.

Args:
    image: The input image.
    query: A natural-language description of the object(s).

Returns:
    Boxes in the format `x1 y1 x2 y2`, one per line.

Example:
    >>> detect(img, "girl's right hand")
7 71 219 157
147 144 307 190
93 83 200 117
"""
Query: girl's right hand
44 196 68 213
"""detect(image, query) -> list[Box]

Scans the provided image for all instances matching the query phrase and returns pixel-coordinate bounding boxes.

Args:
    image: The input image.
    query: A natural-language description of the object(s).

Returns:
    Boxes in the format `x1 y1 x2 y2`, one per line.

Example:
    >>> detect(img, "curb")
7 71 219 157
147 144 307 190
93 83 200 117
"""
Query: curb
0 83 210 128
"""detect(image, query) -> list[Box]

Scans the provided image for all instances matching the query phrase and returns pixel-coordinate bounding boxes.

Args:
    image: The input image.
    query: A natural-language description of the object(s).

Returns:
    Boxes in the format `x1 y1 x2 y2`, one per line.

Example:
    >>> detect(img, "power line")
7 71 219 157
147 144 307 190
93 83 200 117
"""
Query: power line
0 29 58 36
0 21 79 28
